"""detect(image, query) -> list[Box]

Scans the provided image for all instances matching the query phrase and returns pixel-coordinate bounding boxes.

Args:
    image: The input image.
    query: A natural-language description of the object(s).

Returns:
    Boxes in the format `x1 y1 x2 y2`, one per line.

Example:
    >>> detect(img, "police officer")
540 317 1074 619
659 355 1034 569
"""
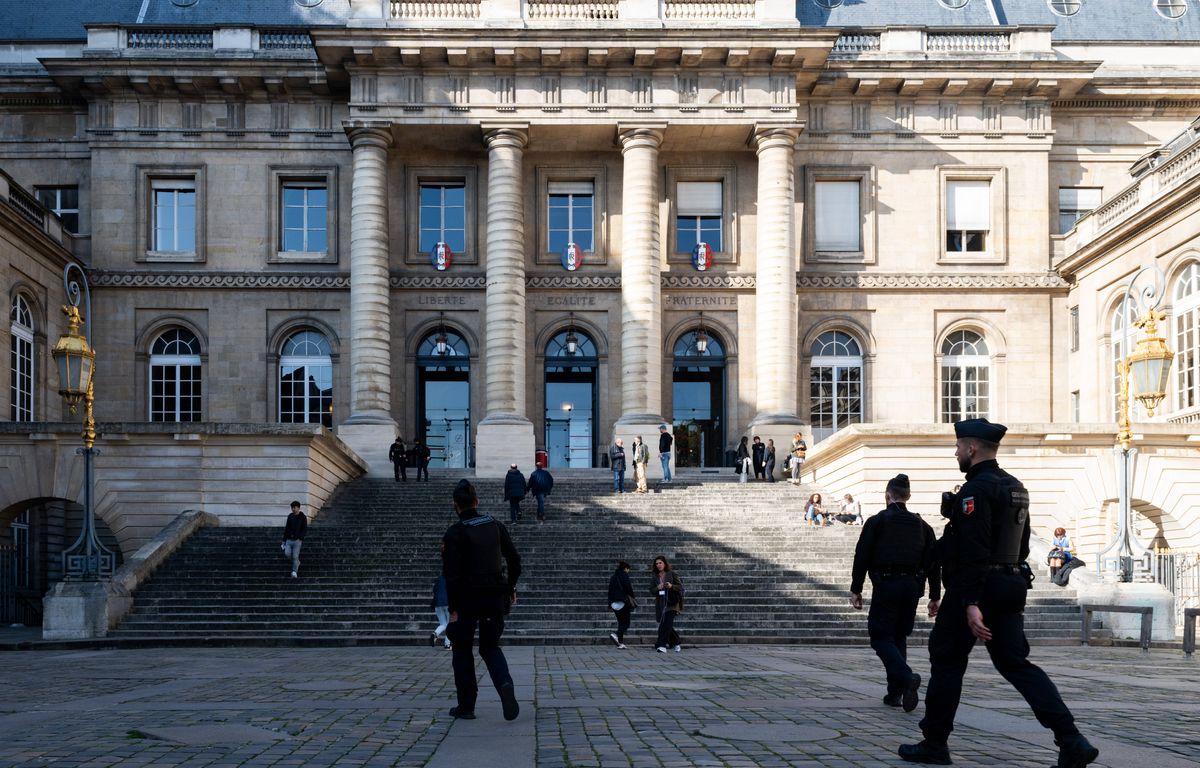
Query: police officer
442 479 521 721
850 474 940 712
899 419 1098 767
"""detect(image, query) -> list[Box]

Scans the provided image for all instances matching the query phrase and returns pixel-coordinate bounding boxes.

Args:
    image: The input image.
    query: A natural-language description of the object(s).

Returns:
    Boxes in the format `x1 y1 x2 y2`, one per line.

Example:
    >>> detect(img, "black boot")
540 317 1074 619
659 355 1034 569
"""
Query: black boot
1055 734 1099 768
903 673 921 713
898 740 952 765
883 694 903 707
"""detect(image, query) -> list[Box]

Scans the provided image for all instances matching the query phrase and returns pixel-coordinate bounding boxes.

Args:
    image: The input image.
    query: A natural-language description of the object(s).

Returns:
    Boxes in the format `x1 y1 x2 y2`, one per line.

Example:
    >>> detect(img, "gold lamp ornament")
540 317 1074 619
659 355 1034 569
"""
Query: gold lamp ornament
51 304 95 411
1128 309 1174 416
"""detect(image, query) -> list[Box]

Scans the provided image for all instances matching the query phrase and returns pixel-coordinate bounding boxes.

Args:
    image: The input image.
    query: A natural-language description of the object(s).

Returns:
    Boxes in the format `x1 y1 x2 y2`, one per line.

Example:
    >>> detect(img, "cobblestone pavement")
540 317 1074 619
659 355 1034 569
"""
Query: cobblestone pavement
0 643 1196 767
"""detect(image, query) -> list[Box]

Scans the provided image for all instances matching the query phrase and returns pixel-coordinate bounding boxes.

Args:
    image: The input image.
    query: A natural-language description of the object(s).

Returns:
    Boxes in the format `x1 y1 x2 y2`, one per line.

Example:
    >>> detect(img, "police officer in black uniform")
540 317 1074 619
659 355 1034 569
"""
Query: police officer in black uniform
442 479 522 721
850 474 940 712
900 419 1098 767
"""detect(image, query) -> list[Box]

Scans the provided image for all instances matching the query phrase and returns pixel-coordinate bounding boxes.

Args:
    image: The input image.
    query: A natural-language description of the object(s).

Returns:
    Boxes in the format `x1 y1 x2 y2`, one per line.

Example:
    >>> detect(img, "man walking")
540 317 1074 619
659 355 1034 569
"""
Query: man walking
658 424 673 482
850 474 939 712
503 463 526 524
527 462 554 523
900 419 1098 767
281 500 307 579
443 480 522 721
414 439 431 482
609 438 626 493
632 436 650 493
388 435 408 482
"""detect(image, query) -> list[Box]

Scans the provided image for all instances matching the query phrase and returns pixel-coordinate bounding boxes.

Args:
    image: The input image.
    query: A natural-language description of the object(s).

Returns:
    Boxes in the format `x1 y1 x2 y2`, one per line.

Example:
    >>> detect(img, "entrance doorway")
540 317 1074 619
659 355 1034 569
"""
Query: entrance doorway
672 328 726 468
544 329 597 467
416 329 471 469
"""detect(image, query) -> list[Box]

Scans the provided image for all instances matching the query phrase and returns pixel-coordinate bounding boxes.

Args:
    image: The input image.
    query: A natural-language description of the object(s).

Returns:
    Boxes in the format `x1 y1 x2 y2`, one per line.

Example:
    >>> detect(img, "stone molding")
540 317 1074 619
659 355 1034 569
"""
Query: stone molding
527 274 621 289
662 274 756 289
797 272 1069 289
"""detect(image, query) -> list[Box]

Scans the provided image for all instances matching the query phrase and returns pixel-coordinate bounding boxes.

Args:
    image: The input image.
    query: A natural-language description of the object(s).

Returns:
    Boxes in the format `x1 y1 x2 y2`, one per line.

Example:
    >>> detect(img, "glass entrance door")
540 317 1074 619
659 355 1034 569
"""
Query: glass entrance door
545 380 593 467
672 329 726 468
416 329 471 469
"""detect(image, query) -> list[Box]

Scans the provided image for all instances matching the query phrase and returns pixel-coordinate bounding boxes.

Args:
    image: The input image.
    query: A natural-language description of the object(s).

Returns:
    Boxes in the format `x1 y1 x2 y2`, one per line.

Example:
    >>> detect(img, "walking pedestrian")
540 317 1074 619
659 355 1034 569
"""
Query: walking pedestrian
607 560 636 648
281 500 307 578
442 480 522 721
790 432 807 485
632 435 650 493
658 424 673 483
764 439 777 482
850 474 940 711
651 555 684 653
503 463 526 524
526 463 554 524
609 438 626 493
389 435 408 482
430 570 452 650
751 436 765 480
735 436 751 483
899 419 1098 767
414 439 431 482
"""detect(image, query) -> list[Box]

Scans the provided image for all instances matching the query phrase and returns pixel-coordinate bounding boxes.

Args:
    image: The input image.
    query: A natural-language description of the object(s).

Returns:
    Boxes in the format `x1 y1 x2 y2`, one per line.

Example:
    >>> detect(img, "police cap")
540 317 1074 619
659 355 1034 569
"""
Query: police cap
954 418 1008 443
886 473 911 494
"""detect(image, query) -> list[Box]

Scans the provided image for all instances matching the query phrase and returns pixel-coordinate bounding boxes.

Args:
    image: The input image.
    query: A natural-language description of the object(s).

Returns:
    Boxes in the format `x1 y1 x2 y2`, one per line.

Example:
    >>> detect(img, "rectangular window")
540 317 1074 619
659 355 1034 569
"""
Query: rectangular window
10 330 34 422
814 180 861 252
1058 187 1102 234
946 180 989 253
1070 306 1080 352
419 182 467 254
547 181 594 254
676 180 723 254
152 179 196 253
35 186 79 233
281 183 328 253
150 364 202 422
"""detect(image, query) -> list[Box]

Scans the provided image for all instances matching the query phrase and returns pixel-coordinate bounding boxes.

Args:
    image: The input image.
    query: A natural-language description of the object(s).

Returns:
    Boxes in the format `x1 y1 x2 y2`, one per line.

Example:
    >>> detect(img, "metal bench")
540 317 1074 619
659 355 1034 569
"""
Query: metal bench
1080 604 1153 652
1184 608 1200 657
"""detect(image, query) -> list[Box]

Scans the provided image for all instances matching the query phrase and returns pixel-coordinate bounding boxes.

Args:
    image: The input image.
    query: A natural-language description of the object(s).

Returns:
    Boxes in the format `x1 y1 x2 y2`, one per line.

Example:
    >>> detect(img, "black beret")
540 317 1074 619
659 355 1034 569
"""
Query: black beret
886 474 910 492
954 418 1008 443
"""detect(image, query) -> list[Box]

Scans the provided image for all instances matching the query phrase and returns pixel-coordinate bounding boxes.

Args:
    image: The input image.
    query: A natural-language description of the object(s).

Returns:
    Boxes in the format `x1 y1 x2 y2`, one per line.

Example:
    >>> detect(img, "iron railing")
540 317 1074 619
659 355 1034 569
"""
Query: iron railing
1151 551 1200 631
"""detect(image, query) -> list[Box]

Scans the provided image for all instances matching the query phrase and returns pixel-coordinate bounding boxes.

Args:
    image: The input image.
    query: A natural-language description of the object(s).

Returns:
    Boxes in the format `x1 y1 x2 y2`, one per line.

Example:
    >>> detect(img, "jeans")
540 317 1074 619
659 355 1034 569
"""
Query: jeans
613 469 625 492
433 606 451 645
282 539 302 573
508 498 521 523
533 493 547 521
660 453 672 481
613 605 632 642
448 612 513 712
417 462 429 481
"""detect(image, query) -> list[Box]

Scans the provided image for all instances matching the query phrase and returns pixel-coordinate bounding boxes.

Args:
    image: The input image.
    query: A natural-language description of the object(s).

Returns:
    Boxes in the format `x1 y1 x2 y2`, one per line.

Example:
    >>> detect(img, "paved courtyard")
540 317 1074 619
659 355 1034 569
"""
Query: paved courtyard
0 642 1196 767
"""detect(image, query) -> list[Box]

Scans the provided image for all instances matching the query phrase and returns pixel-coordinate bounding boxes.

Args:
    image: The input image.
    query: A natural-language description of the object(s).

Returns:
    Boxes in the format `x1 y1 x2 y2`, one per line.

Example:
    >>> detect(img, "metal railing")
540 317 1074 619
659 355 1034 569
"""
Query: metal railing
1151 551 1200 631
128 29 214 50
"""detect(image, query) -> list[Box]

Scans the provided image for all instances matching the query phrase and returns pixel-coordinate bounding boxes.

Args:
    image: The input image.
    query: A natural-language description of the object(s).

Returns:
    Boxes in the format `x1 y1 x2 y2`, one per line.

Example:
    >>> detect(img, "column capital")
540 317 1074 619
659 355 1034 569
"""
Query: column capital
347 126 393 150
617 125 665 154
482 125 529 151
752 124 801 154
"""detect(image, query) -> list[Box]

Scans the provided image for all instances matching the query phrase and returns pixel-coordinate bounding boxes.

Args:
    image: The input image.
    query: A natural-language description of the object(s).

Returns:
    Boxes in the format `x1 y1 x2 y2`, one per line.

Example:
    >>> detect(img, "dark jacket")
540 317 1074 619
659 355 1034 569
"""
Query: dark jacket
504 468 527 501
608 568 636 606
658 431 673 454
388 440 406 464
442 510 521 615
751 441 765 468
609 444 626 472
735 442 750 461
527 467 554 496
850 502 941 600
938 458 1031 605
651 571 684 612
431 574 449 608
414 443 431 465
282 510 307 541
765 445 776 469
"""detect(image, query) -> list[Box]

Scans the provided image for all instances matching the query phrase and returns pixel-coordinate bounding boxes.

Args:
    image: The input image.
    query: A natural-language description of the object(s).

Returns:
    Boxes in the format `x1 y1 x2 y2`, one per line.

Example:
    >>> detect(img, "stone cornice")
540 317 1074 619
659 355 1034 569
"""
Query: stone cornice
797 272 1069 290
89 271 352 289
528 275 621 289
391 275 486 289
662 274 757 289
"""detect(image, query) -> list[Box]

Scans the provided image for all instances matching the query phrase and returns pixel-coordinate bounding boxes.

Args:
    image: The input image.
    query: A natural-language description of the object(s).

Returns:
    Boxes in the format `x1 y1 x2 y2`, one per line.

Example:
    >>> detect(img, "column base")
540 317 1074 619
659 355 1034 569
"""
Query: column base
42 580 120 640
613 415 669 480
336 422 398 476
1075 581 1176 642
747 414 805 482
476 416 536 478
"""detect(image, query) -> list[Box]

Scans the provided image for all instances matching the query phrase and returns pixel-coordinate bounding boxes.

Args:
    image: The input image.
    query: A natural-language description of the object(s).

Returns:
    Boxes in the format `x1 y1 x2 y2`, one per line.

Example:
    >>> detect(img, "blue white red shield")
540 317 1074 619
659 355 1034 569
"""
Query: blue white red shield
692 242 714 271
562 243 582 271
431 242 452 271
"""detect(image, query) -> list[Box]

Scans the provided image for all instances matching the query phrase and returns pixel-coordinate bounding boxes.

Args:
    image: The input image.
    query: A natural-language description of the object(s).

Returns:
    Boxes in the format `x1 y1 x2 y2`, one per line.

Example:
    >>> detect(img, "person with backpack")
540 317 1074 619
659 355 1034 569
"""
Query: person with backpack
651 555 685 653
526 463 555 524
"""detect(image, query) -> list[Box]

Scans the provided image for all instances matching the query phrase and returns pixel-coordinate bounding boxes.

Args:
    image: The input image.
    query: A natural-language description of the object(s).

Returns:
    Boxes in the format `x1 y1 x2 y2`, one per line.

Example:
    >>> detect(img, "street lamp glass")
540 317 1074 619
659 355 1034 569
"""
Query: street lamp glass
51 323 94 405
1129 312 1174 416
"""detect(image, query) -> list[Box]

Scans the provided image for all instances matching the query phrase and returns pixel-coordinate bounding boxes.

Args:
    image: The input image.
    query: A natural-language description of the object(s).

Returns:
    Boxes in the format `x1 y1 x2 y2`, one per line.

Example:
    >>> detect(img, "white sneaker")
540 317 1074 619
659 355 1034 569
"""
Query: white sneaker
617 643 627 649
609 632 620 646
656 647 668 653
290 571 298 578
673 645 682 653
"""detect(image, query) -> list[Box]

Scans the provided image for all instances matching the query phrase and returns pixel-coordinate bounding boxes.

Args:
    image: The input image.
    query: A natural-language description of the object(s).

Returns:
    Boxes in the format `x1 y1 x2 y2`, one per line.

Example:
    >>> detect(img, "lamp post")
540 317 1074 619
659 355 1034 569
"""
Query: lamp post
1099 264 1175 583
50 262 114 581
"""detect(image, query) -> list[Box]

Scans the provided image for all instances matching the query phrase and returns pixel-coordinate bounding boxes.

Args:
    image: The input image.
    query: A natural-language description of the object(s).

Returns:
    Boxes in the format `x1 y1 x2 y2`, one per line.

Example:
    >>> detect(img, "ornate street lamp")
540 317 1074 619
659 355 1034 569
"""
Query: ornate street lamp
49 262 114 581
1101 264 1174 583
435 312 449 356
565 313 578 356
695 312 709 355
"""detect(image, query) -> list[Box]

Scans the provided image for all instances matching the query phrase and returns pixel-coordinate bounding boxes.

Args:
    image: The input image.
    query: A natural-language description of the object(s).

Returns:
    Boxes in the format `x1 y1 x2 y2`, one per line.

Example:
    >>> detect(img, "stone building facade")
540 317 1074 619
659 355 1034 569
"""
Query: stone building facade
2 1 1200 555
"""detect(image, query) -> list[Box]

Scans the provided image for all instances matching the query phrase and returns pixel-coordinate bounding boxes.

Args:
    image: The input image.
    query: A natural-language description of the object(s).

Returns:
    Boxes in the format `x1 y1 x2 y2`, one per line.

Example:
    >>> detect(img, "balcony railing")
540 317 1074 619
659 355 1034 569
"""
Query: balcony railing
390 0 481 18
526 0 619 20
259 30 314 49
831 28 1038 59
0 169 67 246
127 29 214 50
830 33 881 58
664 0 756 20
926 32 1010 53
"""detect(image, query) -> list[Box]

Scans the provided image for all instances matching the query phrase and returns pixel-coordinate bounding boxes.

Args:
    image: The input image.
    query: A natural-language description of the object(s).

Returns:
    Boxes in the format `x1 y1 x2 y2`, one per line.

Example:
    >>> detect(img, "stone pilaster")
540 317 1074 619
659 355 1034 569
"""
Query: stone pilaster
476 125 535 477
337 127 397 475
613 126 668 476
749 126 803 478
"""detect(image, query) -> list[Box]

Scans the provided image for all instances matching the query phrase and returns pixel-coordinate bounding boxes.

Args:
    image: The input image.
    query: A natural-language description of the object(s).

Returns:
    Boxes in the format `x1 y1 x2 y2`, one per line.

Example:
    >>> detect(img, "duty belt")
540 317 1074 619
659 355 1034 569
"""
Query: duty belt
986 563 1021 572
872 568 917 577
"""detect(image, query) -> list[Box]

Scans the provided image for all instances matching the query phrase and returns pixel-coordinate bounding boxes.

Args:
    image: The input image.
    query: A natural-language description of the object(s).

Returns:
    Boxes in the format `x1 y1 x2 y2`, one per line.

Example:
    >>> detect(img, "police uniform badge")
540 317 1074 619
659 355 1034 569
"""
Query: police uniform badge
691 242 714 271
561 242 582 271
963 497 975 515
431 242 452 271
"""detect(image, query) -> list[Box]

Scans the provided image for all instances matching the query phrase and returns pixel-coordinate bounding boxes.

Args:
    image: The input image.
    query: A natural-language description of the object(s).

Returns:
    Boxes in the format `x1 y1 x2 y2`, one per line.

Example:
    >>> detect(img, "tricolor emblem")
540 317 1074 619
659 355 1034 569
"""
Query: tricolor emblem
562 242 582 271
963 497 975 515
431 242 452 271
692 242 714 271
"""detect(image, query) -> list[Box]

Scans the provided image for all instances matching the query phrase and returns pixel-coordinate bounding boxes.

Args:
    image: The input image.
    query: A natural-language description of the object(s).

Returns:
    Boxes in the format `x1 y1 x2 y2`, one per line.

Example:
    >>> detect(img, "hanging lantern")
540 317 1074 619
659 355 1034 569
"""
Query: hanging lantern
561 242 583 272
431 242 453 271
1129 309 1174 416
692 241 714 271
695 312 709 355
51 305 95 408
435 314 449 356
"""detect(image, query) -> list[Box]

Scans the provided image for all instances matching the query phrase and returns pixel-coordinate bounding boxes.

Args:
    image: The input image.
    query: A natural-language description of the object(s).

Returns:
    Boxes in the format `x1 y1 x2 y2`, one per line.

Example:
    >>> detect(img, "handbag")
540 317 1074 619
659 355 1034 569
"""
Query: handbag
734 462 742 474
627 594 638 610
610 601 625 611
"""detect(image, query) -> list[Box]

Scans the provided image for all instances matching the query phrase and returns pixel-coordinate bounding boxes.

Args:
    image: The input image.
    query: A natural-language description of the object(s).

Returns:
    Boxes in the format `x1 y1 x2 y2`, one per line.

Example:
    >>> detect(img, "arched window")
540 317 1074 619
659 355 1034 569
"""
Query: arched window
10 295 34 421
940 330 990 422
149 327 202 422
1111 298 1140 421
810 330 864 442
1174 263 1200 413
417 329 469 369
279 330 333 427
673 329 725 360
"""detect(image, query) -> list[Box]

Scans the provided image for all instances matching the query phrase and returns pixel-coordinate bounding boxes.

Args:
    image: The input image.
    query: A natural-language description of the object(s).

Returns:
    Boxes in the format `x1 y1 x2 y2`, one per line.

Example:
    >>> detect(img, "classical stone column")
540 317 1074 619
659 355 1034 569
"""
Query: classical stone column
337 126 397 475
475 125 535 477
749 126 803 478
613 126 669 478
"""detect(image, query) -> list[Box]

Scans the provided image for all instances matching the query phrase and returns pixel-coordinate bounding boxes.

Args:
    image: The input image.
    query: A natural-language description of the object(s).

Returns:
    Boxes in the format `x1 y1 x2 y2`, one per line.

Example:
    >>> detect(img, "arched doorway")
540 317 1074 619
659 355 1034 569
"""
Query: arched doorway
416 328 471 469
672 327 726 468
544 327 598 467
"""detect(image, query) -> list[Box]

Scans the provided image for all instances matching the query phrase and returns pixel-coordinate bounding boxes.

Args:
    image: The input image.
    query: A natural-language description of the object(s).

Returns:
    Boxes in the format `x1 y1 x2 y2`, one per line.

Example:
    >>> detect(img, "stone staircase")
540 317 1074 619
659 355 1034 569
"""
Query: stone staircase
111 474 1088 645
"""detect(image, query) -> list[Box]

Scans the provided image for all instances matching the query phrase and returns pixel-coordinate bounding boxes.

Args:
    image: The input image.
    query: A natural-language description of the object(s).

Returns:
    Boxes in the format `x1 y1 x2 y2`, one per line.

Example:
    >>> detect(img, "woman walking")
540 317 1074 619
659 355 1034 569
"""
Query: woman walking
735 436 752 484
789 432 807 485
764 439 777 482
607 560 636 648
651 555 685 653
